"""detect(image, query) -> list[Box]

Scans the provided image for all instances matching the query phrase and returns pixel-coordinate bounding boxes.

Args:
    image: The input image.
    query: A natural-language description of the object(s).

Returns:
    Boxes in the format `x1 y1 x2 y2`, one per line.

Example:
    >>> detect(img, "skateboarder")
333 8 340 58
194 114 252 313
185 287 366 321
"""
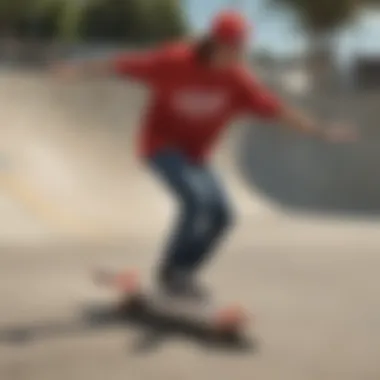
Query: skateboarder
53 10 355 299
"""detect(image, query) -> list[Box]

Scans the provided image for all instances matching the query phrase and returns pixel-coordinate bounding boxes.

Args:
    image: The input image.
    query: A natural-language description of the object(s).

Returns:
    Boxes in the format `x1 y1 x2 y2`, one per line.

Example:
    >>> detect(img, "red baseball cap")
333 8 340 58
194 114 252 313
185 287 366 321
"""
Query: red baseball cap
210 10 250 46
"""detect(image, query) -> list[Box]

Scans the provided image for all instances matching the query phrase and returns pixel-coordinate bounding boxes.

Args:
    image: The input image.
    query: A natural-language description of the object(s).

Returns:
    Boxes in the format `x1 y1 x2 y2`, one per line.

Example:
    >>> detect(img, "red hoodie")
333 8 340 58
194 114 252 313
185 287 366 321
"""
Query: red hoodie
113 42 282 162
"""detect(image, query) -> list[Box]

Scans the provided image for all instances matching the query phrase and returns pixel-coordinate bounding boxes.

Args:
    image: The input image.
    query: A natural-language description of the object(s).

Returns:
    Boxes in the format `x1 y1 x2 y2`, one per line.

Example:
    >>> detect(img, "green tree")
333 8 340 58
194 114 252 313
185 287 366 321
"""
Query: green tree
81 0 152 43
269 0 359 64
54 0 87 41
148 0 187 43
268 1 380 59
271 0 358 34
0 0 40 36
0 0 187 43
17 1 64 39
0 0 78 39
52 0 186 43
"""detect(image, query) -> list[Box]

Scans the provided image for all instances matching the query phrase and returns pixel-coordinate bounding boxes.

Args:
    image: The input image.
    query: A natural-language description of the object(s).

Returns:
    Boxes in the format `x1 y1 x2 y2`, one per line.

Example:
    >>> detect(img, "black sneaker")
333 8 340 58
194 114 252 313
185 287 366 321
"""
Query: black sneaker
157 267 209 301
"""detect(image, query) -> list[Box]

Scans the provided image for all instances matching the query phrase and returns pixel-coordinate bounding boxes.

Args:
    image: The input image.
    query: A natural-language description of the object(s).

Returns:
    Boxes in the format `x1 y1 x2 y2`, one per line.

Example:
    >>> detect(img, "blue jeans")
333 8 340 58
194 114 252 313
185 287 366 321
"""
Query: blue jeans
148 150 234 274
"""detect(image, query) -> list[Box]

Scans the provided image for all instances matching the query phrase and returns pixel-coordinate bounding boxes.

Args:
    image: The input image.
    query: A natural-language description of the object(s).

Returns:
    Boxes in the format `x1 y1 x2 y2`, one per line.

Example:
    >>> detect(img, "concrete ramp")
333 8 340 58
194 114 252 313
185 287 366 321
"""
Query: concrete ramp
0 71 277 243
0 191 53 243
2 70 380 380
240 91 380 216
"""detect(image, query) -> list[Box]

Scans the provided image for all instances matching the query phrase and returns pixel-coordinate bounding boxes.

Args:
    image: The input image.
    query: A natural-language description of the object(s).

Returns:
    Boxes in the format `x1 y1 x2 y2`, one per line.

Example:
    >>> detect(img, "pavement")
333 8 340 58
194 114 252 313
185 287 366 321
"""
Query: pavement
1 69 380 380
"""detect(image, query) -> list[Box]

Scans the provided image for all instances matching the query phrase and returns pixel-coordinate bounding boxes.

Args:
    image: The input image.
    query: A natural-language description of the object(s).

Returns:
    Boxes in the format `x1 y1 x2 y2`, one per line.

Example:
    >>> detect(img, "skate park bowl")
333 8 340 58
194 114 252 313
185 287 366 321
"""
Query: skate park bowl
0 69 272 244
239 89 380 217
1 67 380 245
3 68 380 380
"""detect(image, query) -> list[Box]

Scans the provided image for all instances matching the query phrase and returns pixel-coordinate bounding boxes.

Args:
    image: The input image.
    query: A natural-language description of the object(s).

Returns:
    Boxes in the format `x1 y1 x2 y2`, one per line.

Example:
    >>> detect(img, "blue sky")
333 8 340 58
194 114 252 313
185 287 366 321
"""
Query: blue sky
182 0 380 60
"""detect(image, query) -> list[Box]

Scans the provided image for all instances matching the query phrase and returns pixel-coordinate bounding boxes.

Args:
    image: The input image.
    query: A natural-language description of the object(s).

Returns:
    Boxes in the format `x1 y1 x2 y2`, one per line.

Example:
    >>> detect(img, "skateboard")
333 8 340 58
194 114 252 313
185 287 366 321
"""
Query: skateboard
93 269 250 339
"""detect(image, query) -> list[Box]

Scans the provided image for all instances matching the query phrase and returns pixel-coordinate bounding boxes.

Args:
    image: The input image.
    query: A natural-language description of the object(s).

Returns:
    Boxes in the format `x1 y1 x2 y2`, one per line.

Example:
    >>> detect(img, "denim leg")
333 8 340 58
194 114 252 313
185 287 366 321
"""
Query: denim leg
185 167 234 271
148 150 209 271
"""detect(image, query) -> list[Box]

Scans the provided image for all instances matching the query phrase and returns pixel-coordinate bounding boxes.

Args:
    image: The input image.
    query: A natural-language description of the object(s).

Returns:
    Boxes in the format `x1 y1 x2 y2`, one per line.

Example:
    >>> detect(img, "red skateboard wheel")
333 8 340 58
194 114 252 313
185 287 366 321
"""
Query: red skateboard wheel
114 270 140 293
215 305 248 331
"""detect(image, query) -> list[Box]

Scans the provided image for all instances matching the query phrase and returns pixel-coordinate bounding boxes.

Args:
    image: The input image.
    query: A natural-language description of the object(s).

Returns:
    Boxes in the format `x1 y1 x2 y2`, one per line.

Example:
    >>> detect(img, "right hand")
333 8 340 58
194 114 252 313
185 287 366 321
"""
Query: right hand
322 122 358 143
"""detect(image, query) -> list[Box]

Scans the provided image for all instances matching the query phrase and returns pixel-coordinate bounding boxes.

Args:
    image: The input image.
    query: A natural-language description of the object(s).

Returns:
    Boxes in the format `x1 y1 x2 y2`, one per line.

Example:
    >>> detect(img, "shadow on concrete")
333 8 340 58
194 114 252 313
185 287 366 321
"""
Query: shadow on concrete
238 123 380 217
0 302 255 354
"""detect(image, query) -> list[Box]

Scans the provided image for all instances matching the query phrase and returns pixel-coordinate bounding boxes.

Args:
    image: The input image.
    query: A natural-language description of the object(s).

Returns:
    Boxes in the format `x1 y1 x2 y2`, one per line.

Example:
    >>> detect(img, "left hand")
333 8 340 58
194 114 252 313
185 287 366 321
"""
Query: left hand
322 123 358 143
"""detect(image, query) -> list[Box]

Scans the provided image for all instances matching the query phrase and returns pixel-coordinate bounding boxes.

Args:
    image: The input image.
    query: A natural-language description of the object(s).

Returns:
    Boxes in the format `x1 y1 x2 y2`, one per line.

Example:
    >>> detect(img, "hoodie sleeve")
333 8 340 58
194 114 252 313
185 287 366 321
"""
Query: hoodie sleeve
112 48 167 84
234 67 283 119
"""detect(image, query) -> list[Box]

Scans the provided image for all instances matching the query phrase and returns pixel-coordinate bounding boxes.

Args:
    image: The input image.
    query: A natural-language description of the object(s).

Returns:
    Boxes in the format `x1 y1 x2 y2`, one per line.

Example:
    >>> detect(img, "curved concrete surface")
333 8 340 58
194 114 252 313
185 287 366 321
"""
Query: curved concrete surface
0 192 53 243
239 88 380 216
0 71 274 242
1 70 380 380
240 124 380 215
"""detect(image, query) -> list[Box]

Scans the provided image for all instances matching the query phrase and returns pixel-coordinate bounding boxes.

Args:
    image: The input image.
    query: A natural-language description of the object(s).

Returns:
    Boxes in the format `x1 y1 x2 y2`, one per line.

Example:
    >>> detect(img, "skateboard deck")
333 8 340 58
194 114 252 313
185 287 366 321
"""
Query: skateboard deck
93 269 250 336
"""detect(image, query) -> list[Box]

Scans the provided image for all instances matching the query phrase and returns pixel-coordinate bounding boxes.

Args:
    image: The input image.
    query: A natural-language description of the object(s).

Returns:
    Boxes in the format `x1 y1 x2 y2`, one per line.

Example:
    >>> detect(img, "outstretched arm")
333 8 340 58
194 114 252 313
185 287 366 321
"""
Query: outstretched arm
236 68 356 142
51 49 165 83
51 57 112 78
271 98 355 142
277 104 326 138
